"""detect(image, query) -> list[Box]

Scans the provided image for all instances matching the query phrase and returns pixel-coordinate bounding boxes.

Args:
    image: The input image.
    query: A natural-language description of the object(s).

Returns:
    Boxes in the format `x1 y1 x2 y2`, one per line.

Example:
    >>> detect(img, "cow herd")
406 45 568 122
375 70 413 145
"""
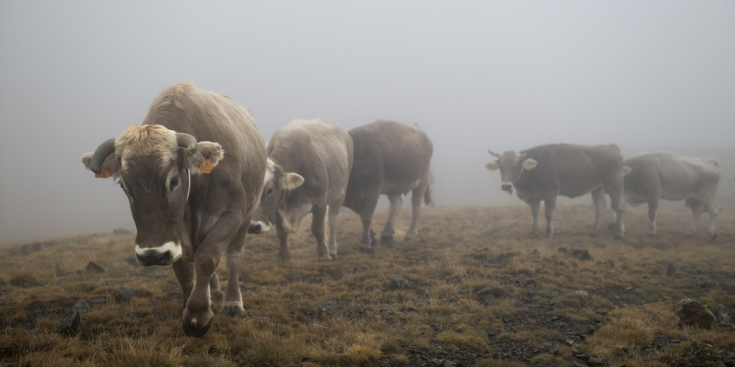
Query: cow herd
80 81 722 337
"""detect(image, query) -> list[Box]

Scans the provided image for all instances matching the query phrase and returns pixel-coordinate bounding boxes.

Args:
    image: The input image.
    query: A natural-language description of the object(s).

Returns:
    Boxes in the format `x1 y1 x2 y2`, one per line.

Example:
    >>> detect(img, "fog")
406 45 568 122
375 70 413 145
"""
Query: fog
1 1 734 244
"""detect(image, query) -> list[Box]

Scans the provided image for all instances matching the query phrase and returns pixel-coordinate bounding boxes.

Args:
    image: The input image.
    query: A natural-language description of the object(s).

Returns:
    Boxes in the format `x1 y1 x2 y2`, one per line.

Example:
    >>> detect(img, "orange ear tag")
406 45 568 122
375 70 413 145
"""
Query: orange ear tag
200 158 212 174
94 169 111 178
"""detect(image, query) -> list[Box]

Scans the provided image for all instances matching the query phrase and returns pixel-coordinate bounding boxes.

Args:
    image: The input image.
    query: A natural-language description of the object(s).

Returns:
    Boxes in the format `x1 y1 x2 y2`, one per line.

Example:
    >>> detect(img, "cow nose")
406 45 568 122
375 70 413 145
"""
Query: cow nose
501 183 513 191
136 251 173 266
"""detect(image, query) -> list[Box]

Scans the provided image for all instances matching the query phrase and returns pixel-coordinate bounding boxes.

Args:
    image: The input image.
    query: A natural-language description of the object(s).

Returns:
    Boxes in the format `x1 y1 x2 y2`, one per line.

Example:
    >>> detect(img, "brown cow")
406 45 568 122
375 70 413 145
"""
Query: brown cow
620 152 720 238
249 119 354 262
81 81 266 337
343 120 433 252
486 143 627 239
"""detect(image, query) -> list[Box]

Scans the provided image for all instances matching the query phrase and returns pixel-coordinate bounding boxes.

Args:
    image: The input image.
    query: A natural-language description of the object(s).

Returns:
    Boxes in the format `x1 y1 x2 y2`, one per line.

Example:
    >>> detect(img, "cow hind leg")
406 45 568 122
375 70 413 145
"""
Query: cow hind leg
529 200 541 235
704 202 719 240
311 204 331 261
275 216 291 263
608 188 625 240
221 224 249 318
589 188 606 237
543 196 557 238
647 198 659 237
686 198 704 237
327 198 344 259
381 195 402 245
406 183 428 240
358 193 380 253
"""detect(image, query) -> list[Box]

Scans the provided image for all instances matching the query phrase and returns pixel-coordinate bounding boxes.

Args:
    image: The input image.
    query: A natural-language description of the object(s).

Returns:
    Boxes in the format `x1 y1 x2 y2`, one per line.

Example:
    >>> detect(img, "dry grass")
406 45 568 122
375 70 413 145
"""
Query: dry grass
0 203 733 366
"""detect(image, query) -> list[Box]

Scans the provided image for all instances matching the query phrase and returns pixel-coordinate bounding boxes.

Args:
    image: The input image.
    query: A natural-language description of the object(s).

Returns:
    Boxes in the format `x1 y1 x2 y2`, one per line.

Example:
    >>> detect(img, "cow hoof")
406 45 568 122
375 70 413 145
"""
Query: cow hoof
710 233 718 241
405 232 418 241
210 289 224 302
329 254 338 261
221 303 244 317
358 246 375 254
183 320 212 338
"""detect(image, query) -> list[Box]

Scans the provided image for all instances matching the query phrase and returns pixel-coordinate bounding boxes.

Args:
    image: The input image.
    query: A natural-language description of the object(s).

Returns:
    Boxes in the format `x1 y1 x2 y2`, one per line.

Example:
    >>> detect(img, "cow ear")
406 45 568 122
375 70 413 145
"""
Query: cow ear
522 158 537 170
81 152 121 179
186 141 224 174
279 172 304 190
485 162 499 171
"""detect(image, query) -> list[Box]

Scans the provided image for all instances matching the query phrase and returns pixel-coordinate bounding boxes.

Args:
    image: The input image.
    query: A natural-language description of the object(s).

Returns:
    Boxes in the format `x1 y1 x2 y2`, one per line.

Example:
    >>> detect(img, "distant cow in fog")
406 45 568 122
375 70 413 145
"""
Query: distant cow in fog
343 120 433 252
81 81 266 337
486 144 627 239
249 119 353 262
620 152 720 239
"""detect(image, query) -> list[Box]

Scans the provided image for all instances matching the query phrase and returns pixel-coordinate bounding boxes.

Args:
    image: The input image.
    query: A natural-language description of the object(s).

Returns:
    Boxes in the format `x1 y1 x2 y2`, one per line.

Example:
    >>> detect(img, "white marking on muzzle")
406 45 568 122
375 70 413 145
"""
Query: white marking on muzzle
135 241 182 262
253 221 270 233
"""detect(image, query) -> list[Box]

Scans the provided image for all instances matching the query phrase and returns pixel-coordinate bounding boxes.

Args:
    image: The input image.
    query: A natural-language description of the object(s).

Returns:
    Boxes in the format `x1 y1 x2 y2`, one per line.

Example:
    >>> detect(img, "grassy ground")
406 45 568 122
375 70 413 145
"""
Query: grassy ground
0 203 733 367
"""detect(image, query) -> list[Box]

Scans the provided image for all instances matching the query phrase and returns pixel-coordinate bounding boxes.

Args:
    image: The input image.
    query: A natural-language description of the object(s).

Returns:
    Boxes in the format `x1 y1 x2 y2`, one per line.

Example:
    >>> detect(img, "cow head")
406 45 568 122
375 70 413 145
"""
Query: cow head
485 150 537 195
250 158 304 234
81 125 224 266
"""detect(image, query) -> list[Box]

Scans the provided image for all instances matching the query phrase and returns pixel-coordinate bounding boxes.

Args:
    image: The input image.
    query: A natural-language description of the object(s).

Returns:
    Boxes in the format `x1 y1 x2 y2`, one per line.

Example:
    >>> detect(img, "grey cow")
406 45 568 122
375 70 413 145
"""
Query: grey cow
81 81 266 337
486 143 628 239
620 152 720 239
343 120 433 252
250 119 354 262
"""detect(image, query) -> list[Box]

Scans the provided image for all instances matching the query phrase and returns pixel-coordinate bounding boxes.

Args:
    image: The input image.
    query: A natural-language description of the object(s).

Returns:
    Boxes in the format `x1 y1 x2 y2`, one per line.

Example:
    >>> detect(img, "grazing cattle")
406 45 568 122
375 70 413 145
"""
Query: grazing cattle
620 152 720 238
343 120 433 252
485 144 627 239
81 81 266 337
249 119 354 262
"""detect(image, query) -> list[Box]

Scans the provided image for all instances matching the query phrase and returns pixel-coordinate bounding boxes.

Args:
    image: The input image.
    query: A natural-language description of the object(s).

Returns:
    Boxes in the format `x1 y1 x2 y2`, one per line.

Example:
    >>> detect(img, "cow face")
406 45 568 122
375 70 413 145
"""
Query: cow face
250 158 304 234
485 150 537 195
82 125 224 266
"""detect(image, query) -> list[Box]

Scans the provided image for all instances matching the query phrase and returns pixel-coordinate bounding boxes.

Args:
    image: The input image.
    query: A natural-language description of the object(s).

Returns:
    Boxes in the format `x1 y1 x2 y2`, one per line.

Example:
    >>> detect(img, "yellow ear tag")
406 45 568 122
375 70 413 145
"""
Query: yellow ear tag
94 169 111 178
200 158 212 174
289 182 295 189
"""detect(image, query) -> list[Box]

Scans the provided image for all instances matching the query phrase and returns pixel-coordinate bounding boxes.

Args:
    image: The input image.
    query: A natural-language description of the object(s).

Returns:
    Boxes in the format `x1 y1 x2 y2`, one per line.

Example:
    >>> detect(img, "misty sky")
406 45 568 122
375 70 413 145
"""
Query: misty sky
1 1 734 244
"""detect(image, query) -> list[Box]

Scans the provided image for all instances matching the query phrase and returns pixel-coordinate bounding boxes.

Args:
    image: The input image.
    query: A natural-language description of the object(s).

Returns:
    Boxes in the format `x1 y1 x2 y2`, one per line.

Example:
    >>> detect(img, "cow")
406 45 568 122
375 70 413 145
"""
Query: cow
80 81 266 337
249 119 354 262
618 152 720 239
485 143 627 239
343 120 433 252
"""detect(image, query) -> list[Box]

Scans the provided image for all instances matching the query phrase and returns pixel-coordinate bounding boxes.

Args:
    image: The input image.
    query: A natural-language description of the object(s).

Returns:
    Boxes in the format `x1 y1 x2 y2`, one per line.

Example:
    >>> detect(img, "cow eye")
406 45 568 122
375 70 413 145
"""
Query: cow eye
119 182 124 190
170 176 179 191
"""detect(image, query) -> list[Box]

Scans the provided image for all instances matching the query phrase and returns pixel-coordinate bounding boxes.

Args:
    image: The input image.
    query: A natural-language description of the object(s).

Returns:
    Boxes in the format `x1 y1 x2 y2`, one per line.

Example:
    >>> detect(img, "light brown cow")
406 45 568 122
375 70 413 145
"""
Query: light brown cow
81 81 266 337
620 152 720 238
343 120 433 252
249 119 354 262
486 143 627 239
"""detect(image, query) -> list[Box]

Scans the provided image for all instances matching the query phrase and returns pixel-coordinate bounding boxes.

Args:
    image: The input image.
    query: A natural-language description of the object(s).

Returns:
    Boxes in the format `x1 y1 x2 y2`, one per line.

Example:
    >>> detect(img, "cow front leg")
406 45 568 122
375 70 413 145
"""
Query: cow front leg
704 202 719 240
221 223 248 317
173 258 195 309
275 216 290 263
382 195 402 245
209 272 223 302
406 184 428 240
589 188 606 237
608 187 625 240
647 198 659 236
544 196 557 238
327 197 344 259
529 200 541 235
183 212 242 337
687 200 704 237
358 193 380 253
311 204 331 261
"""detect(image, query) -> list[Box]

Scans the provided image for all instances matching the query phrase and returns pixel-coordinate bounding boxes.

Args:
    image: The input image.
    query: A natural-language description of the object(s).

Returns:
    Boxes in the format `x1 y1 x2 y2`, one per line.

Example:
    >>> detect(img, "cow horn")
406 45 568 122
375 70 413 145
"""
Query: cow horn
177 133 198 156
90 138 116 175
488 150 500 158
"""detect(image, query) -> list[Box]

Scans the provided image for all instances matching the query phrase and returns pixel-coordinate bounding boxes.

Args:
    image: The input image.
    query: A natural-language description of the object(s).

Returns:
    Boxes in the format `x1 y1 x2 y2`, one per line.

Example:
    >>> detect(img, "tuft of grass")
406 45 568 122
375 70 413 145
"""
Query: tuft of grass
476 358 526 367
9 273 39 287
585 319 653 357
341 344 381 365
436 330 489 351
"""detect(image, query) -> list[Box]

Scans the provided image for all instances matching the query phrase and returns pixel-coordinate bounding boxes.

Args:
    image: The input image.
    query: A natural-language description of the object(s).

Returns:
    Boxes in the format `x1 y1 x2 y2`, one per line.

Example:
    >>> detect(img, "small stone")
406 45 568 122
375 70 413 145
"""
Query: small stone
85 261 105 273
90 297 106 304
477 286 505 298
380 308 395 318
588 356 602 365
119 285 134 299
515 276 537 287
677 300 716 329
308 323 327 329
594 308 609 315
658 261 676 275
391 275 411 289
624 286 633 291
73 299 88 314
58 311 80 335
314 300 343 314
569 248 592 261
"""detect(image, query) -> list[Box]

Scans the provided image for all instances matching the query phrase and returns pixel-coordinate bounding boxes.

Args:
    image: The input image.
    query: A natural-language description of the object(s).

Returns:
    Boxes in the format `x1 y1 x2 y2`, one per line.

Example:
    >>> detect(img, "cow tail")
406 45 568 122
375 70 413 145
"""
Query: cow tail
424 184 433 207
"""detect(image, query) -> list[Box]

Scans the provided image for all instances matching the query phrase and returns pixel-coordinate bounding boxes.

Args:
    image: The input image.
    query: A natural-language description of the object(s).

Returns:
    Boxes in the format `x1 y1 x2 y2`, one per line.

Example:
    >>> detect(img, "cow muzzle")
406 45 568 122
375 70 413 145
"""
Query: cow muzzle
248 221 270 234
135 242 182 266
501 183 513 195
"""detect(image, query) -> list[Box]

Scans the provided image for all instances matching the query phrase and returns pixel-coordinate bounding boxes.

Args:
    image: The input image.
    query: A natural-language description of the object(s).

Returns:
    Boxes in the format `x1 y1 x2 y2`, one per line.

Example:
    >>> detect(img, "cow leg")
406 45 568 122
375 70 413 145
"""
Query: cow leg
647 198 659 236
173 258 195 309
182 212 242 337
358 193 380 252
609 188 625 240
275 216 290 263
382 195 402 245
209 272 223 302
543 196 557 238
327 197 344 259
312 204 331 261
686 199 704 237
406 183 428 240
704 202 719 240
529 200 541 235
589 187 606 237
221 223 249 317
